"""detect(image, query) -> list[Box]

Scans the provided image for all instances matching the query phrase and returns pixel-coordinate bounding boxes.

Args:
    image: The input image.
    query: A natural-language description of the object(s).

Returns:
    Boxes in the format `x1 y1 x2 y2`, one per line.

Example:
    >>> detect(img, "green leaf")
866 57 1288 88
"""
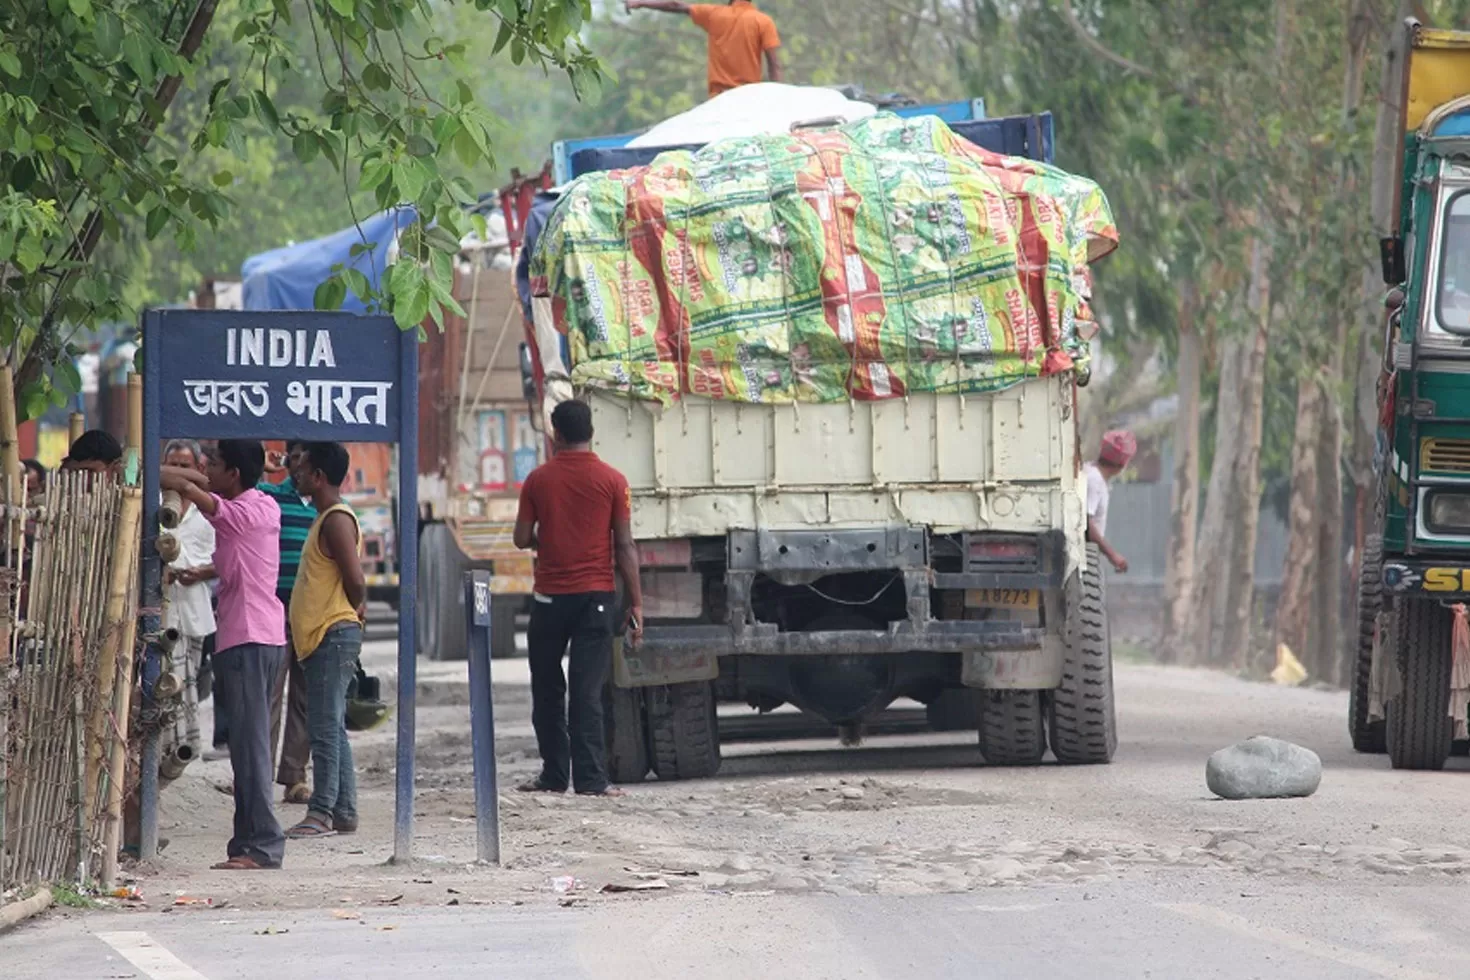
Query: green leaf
68 0 92 20
31 132 54 151
15 235 45 274
55 359 82 396
342 267 372 300
94 10 122 58
314 275 348 311
452 126 480 168
121 33 151 82
254 88 279 128
0 50 22 78
292 131 319 163
359 159 392 192
361 63 392 91
145 205 169 240
212 170 234 187
327 0 356 18
492 19 514 55
393 159 426 203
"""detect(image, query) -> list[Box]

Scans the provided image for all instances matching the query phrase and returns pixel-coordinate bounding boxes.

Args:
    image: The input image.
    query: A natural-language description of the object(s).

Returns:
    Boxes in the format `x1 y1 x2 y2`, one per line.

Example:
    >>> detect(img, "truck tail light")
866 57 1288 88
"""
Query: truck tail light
639 539 692 568
967 535 1040 571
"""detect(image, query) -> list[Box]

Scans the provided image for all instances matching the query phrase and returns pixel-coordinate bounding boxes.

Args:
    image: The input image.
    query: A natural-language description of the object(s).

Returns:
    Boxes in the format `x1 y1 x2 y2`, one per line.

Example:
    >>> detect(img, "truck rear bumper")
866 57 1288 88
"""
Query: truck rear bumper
1381 559 1470 600
639 621 1046 657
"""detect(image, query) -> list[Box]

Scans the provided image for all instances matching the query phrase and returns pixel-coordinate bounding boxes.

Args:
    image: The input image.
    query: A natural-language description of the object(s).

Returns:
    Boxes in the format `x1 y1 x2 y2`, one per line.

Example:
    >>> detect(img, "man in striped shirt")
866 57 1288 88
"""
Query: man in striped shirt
262 443 319 804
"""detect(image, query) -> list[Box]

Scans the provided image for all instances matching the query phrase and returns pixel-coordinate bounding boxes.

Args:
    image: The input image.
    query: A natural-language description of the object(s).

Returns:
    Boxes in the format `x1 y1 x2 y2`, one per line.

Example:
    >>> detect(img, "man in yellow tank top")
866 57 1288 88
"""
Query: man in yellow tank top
283 442 366 839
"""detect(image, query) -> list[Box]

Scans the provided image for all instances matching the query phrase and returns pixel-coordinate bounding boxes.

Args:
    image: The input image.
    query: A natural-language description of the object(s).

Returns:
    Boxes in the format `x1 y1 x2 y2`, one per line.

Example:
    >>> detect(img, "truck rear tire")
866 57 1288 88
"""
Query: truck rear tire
605 683 649 784
1349 534 1387 753
1387 598 1454 771
978 691 1047 766
927 689 982 731
647 680 721 781
415 524 442 659
490 595 521 660
1049 543 1118 764
424 523 471 662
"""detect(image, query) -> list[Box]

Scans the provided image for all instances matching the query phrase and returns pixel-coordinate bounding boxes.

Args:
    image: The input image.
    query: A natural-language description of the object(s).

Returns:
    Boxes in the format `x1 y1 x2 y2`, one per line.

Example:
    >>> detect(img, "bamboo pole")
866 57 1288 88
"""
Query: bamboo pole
68 412 84 446
86 484 140 822
97 486 141 889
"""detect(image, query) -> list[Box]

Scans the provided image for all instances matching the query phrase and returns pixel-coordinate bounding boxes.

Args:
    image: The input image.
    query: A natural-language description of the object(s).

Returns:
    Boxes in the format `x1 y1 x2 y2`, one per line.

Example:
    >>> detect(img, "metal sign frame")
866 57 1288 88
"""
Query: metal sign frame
140 308 421 863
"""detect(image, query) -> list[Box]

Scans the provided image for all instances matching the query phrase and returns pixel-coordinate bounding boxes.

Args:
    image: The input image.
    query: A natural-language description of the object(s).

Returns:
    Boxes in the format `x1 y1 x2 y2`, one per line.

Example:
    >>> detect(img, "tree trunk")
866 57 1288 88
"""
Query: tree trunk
1161 281 1201 664
1274 373 1325 673
1193 336 1246 667
1221 244 1272 672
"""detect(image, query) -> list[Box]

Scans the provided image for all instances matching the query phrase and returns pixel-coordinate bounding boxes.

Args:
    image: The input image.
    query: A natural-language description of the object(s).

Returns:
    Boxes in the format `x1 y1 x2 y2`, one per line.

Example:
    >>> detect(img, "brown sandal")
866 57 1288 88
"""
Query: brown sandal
211 855 275 870
282 783 311 805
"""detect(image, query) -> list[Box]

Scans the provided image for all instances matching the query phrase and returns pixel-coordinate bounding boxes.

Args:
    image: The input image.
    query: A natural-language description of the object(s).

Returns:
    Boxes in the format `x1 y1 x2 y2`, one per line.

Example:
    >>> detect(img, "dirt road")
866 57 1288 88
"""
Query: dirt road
77 618 1470 912
13 616 1470 977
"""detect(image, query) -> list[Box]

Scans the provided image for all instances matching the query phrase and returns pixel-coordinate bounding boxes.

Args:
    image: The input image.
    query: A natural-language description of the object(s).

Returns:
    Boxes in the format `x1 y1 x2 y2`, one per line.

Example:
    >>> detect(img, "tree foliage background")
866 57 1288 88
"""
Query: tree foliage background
8 0 1470 674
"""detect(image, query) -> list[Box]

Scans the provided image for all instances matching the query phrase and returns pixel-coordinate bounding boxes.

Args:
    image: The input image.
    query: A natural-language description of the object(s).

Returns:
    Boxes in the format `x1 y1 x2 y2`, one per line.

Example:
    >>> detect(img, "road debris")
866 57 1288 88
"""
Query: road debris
601 879 670 893
1206 736 1322 800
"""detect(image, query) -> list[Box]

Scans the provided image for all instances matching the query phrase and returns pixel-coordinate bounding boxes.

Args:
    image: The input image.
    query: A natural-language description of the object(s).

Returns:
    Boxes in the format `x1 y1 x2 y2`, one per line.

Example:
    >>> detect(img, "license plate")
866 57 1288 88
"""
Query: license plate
965 588 1039 610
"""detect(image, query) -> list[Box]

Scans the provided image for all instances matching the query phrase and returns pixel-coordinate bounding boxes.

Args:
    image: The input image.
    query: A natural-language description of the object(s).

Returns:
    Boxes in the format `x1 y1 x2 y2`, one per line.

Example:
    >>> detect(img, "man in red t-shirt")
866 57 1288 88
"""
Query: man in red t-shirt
514 400 644 796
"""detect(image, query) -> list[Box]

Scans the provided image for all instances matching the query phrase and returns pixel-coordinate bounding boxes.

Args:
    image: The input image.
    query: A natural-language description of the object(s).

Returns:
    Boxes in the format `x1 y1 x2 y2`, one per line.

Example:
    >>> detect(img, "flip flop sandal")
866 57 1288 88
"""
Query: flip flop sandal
282 783 311 805
576 787 626 798
332 816 358 834
211 855 275 870
285 817 337 840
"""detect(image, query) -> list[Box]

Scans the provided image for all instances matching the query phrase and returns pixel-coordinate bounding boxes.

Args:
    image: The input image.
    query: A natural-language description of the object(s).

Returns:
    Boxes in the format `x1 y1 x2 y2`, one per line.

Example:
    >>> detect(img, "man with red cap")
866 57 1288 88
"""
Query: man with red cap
1086 430 1135 573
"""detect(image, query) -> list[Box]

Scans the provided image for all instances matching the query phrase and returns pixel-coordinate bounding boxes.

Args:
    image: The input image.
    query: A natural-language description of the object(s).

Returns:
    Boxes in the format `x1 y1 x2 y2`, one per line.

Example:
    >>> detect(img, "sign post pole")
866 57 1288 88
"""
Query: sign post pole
138 311 164 860
392 326 419 866
463 569 501 864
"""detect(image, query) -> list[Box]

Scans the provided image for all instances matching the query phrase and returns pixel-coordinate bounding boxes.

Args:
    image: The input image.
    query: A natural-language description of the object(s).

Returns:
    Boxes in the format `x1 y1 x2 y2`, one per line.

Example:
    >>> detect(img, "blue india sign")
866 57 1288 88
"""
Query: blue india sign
153 309 404 441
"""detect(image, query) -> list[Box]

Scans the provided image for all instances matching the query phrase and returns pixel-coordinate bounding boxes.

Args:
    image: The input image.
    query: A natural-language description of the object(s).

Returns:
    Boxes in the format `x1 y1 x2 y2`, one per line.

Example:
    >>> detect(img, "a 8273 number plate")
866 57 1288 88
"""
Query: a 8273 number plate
964 588 1039 610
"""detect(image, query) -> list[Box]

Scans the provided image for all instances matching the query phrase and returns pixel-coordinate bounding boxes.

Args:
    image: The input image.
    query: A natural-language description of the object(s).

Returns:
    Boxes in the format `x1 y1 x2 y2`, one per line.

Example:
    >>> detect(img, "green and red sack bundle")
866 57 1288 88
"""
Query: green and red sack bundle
530 113 1118 404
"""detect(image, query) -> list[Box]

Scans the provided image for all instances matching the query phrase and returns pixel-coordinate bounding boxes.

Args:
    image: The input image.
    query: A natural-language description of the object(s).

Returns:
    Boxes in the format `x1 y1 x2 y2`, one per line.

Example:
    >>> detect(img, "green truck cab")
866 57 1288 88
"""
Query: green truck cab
1355 21 1470 769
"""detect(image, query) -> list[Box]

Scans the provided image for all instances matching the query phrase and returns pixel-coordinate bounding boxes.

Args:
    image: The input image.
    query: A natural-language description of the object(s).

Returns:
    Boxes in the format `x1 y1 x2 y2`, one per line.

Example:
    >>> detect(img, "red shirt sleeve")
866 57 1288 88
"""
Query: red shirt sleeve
612 471 631 524
516 472 538 525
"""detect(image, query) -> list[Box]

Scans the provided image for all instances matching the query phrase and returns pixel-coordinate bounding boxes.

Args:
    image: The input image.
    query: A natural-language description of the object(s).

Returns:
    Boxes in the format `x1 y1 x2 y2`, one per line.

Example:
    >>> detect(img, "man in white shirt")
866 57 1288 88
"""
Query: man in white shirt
163 439 218 755
1084 430 1134 573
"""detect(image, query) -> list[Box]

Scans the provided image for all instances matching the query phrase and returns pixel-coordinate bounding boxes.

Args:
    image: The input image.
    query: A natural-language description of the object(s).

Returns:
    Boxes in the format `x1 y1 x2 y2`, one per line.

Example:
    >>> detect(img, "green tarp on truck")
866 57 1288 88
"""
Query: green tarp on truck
530 113 1116 405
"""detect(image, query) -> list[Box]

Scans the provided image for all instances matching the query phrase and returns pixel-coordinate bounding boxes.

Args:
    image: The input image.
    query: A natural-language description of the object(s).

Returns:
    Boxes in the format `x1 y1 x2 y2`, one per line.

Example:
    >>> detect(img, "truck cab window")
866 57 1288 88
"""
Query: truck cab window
1439 192 1470 331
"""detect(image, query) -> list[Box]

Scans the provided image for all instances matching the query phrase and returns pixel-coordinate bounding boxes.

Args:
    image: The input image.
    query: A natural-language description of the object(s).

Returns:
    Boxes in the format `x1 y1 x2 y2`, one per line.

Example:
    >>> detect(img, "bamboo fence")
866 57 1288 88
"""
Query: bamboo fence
0 471 141 892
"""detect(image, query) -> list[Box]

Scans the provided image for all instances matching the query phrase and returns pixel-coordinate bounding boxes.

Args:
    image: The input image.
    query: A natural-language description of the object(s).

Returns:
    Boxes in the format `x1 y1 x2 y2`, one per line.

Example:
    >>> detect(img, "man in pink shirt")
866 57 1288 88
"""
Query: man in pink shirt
163 439 287 870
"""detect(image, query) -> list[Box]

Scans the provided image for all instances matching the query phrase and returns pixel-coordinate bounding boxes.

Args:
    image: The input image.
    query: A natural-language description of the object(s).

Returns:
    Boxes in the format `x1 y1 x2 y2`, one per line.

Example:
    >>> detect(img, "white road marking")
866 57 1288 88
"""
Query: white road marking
97 931 210 980
1162 903 1443 980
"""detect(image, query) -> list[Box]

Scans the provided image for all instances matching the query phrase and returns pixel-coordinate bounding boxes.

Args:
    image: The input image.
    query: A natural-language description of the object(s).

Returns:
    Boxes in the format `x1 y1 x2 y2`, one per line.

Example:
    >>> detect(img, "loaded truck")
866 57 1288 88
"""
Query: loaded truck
1354 20 1470 770
520 89 1120 781
236 212 543 658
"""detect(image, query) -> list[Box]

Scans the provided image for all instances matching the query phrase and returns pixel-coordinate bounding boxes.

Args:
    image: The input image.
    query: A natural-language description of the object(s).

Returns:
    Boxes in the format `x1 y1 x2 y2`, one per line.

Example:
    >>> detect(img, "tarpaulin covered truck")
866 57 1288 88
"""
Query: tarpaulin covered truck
240 209 542 657
524 88 1119 782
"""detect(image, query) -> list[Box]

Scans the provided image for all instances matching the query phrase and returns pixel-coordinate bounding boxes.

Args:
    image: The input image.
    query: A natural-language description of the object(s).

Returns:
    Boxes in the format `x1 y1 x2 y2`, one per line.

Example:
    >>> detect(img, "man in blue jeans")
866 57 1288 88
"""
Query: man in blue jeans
284 442 365 839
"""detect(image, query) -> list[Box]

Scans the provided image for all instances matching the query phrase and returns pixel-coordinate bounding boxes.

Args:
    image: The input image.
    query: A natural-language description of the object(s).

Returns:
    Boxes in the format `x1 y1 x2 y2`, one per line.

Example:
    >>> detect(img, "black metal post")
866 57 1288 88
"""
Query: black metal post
464 569 501 864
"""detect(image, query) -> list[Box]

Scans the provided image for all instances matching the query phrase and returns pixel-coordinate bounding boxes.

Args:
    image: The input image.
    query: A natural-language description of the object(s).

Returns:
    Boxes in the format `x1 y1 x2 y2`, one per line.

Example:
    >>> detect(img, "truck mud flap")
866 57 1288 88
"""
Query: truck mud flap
614 638 718 689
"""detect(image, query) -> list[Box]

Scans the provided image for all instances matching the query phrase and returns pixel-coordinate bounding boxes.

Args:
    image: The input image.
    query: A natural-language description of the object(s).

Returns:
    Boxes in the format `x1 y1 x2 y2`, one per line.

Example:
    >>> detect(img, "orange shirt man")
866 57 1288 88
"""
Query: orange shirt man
626 0 783 97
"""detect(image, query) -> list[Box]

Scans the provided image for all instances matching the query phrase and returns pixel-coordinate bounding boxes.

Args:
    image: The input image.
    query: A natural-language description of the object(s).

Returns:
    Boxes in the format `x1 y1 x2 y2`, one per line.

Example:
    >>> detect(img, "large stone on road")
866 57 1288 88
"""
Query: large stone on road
1206 735 1322 800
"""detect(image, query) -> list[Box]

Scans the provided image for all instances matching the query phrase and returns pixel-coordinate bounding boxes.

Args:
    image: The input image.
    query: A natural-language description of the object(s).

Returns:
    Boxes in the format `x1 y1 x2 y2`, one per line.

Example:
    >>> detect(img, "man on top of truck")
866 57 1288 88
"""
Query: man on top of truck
1085 429 1135 575
625 0 782 97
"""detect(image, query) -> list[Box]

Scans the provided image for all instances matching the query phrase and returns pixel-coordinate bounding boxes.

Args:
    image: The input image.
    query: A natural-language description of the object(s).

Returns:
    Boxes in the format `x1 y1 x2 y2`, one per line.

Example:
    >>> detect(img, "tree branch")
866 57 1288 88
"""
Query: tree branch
1057 0 1157 78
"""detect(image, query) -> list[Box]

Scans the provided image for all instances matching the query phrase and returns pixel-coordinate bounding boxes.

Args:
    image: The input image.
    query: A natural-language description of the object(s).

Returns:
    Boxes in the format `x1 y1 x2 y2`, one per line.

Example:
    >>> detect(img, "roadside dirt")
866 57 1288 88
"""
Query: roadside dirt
91 640 1470 921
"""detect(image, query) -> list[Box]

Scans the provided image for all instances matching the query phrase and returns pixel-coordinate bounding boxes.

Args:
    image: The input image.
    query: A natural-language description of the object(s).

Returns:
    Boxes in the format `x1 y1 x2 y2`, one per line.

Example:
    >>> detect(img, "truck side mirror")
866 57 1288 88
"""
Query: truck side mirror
519 342 537 402
1380 236 1406 286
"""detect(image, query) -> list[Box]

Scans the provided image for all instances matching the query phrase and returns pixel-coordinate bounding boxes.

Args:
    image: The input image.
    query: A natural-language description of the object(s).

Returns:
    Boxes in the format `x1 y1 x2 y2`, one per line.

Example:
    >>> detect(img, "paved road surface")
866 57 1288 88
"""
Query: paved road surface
9 619 1470 978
